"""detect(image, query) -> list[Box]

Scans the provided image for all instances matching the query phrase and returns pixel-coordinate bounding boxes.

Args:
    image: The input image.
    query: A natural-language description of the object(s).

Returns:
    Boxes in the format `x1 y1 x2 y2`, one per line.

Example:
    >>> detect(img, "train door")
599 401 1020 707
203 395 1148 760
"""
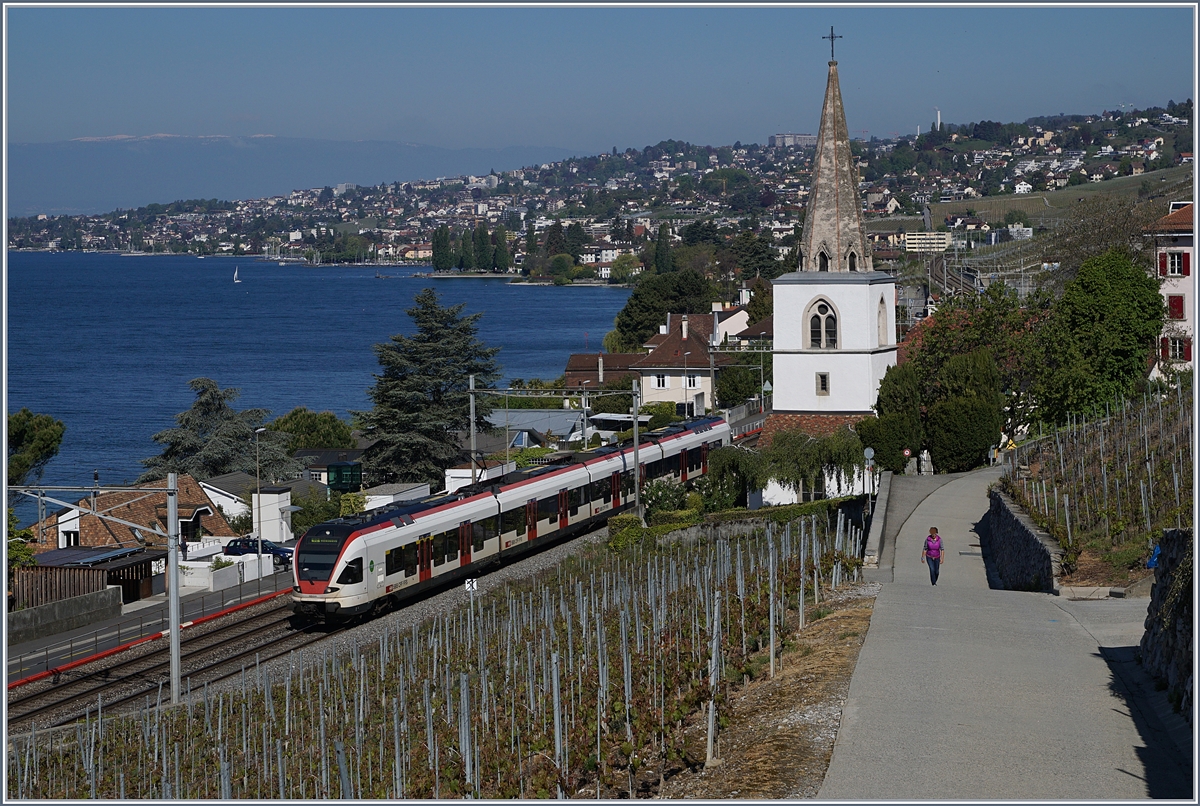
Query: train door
701 443 709 476
679 449 688 483
526 499 538 541
418 534 433 582
610 471 621 509
458 521 472 566
558 489 569 529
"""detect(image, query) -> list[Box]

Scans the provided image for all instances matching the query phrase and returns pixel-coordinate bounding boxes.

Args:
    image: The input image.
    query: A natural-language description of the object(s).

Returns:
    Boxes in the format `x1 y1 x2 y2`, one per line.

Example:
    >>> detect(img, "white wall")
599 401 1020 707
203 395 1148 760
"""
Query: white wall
772 275 896 413
252 489 294 544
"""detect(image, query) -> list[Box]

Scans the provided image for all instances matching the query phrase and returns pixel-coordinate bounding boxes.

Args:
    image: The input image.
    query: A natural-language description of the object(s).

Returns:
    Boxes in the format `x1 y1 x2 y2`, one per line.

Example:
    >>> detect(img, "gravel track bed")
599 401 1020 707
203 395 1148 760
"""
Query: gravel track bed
7 595 296 730
219 527 613 696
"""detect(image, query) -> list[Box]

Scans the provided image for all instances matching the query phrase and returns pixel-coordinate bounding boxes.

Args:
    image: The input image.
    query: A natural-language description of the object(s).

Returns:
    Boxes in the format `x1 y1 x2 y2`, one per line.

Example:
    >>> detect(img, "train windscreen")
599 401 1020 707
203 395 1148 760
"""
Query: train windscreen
296 523 355 582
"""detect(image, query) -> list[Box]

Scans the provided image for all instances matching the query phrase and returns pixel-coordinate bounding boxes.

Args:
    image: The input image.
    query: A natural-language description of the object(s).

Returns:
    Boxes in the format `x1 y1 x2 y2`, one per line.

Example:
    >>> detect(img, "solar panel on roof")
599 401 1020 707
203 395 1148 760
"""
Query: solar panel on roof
69 546 141 566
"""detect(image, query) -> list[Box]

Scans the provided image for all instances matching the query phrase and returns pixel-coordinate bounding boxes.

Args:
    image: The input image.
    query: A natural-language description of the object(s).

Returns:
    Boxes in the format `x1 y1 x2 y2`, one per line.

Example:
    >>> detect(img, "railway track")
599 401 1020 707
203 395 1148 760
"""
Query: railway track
6 600 346 731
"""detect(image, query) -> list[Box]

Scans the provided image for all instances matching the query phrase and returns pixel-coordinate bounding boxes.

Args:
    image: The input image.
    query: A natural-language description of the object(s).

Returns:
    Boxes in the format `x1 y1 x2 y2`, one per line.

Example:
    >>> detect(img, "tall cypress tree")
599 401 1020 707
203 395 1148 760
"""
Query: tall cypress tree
431 225 454 271
473 222 492 270
355 289 501 488
654 222 674 273
457 230 475 270
492 226 511 272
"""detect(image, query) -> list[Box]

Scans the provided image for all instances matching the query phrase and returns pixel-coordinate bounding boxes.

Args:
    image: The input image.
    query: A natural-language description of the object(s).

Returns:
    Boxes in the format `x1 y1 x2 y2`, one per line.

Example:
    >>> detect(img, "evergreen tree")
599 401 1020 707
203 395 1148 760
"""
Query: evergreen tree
457 230 475 270
566 222 588 262
654 223 674 273
744 276 772 325
8 408 65 491
474 222 492 270
544 220 566 257
138 378 301 483
355 289 501 488
431 225 454 271
492 226 511 272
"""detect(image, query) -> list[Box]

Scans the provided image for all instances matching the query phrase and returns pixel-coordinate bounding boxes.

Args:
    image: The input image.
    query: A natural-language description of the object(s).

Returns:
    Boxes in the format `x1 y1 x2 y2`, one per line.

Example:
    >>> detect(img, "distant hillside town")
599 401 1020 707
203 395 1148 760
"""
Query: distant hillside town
7 100 1192 288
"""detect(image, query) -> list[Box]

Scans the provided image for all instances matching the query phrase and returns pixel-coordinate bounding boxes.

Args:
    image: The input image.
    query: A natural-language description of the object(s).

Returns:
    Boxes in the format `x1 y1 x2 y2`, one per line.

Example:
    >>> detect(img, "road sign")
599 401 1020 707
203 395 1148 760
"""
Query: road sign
465 579 478 592
864 447 874 460
903 448 912 458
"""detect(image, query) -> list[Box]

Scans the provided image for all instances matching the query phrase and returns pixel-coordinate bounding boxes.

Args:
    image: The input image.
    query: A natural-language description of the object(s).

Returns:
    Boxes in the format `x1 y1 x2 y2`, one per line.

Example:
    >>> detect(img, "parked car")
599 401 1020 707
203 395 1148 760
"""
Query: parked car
224 537 293 567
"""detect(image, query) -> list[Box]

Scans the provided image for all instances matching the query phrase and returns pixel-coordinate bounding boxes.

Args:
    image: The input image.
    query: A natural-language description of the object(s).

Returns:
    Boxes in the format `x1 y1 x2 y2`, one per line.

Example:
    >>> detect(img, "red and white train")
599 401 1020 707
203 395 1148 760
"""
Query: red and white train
292 416 730 619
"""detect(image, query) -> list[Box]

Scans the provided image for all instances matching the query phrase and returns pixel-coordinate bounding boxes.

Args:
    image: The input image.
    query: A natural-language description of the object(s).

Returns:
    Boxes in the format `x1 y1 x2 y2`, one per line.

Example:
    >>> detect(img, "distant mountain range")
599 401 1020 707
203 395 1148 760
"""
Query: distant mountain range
7 135 580 217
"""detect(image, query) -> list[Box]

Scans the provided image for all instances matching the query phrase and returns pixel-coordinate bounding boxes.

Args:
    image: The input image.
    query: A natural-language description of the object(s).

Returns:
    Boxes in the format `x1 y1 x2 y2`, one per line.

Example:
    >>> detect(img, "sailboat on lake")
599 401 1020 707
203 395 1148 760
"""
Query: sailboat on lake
233 267 241 283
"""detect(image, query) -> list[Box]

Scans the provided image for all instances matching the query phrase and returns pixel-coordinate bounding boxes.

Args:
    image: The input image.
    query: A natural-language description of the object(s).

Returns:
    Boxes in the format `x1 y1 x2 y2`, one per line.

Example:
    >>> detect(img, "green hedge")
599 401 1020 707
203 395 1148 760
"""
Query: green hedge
648 509 703 527
607 513 641 539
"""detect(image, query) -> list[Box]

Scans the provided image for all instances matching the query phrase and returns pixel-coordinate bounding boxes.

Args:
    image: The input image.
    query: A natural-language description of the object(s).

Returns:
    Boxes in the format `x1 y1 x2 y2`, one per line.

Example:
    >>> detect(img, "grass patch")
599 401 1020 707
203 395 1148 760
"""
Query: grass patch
837 630 860 640
809 607 833 621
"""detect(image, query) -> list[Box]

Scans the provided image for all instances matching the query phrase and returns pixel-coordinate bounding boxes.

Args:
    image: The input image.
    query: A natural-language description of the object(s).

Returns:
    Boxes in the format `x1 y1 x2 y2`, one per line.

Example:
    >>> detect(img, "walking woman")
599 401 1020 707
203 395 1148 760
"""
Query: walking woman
922 527 944 586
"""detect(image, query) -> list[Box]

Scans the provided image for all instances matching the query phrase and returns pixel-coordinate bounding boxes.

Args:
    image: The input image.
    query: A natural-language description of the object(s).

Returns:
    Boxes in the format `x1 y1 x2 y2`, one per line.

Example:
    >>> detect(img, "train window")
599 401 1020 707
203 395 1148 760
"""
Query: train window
503 506 526 535
440 529 458 564
568 485 586 515
386 547 402 576
688 447 702 472
600 480 612 504
538 496 557 522
432 532 444 566
336 557 363 585
402 543 417 577
622 470 635 496
472 516 496 552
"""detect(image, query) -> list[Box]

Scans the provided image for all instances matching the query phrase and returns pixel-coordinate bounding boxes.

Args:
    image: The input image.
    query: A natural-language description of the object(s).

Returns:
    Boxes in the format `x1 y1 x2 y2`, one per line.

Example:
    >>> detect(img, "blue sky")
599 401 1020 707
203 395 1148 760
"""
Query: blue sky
6 5 1196 153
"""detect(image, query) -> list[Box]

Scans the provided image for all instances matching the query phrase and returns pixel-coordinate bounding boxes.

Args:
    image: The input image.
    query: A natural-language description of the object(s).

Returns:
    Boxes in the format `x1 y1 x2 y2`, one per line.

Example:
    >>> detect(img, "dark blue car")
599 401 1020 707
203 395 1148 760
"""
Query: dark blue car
224 537 294 567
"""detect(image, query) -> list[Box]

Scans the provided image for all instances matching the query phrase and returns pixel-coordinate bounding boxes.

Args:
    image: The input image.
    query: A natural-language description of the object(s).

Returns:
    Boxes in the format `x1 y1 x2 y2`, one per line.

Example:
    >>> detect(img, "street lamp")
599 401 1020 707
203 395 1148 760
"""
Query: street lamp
254 427 267 593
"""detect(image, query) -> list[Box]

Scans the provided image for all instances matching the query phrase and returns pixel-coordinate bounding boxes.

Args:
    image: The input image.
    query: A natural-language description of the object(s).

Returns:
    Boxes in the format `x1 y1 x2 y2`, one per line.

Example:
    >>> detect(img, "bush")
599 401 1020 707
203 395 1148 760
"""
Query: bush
210 557 234 570
607 513 641 539
647 509 702 527
856 412 921 474
927 396 1001 473
642 477 687 517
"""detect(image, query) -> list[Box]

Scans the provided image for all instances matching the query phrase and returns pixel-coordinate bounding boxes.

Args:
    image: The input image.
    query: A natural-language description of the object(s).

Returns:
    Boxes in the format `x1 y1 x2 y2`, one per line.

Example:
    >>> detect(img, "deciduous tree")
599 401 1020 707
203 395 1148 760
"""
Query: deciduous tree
271 407 356 451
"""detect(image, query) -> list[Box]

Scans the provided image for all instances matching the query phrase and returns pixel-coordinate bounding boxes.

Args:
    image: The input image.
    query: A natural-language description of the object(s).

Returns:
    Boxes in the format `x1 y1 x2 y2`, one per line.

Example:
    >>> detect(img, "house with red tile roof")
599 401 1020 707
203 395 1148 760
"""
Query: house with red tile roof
29 474 236 554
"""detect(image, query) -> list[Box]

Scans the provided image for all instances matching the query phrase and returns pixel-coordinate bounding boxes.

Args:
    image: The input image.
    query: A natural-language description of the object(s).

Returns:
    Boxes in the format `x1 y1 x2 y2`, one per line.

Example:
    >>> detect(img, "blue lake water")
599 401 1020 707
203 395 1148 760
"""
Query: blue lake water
7 253 630 505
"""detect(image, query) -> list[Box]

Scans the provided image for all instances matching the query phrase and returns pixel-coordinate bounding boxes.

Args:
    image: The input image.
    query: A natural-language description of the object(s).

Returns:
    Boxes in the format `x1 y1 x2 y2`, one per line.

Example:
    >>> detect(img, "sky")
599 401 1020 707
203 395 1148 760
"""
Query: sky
5 4 1197 155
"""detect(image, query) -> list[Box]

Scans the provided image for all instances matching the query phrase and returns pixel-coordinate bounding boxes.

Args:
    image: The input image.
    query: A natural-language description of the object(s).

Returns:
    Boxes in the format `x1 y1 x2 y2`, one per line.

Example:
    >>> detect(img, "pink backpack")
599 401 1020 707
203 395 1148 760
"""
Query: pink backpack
925 535 942 559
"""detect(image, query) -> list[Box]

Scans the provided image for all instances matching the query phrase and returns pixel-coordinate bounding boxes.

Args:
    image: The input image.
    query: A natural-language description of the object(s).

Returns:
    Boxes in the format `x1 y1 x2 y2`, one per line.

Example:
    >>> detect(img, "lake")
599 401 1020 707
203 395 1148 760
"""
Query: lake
7 252 630 503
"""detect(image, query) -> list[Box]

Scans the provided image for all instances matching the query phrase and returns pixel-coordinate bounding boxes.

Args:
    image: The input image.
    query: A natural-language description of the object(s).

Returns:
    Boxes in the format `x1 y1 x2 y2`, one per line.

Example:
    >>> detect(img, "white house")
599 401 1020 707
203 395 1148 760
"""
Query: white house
1148 202 1194 376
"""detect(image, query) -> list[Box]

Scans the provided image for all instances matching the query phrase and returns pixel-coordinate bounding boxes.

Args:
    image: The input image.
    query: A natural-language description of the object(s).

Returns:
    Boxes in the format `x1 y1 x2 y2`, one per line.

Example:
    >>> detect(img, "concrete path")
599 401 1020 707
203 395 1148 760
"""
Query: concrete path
820 467 1193 800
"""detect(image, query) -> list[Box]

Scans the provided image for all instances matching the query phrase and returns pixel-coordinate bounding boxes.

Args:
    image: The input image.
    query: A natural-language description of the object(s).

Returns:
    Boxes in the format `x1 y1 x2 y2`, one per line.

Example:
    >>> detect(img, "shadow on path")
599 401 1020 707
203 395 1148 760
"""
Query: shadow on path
1099 644 1193 798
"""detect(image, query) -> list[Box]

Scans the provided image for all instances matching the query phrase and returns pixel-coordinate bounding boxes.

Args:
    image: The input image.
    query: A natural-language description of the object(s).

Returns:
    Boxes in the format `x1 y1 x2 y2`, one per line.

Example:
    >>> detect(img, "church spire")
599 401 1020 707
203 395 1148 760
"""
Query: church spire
798 51 872 273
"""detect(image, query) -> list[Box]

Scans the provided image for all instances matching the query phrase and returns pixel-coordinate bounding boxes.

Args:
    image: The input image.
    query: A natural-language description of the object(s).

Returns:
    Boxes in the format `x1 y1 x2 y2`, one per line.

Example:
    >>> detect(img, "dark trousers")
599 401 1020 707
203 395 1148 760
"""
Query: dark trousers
926 556 941 585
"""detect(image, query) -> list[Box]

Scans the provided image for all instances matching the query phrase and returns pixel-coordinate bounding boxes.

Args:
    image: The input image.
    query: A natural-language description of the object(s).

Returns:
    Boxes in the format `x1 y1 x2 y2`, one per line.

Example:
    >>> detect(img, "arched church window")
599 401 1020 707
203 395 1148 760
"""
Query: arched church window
818 252 829 272
848 252 857 272
877 298 888 346
808 301 837 349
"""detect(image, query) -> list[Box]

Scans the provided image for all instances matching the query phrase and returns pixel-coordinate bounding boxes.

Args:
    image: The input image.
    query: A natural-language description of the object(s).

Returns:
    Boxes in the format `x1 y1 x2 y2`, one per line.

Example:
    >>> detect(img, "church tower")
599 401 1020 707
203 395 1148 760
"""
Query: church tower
767 38 897 437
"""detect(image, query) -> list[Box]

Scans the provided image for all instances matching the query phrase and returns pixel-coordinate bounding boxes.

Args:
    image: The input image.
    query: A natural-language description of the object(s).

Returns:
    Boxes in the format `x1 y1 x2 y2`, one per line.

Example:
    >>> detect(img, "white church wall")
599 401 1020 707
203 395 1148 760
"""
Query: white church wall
759 466 872 507
772 274 897 413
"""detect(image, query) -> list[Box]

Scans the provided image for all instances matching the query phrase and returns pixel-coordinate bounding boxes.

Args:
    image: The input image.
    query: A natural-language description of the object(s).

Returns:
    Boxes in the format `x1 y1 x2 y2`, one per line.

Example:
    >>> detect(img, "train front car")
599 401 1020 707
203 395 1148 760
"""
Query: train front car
292 521 373 618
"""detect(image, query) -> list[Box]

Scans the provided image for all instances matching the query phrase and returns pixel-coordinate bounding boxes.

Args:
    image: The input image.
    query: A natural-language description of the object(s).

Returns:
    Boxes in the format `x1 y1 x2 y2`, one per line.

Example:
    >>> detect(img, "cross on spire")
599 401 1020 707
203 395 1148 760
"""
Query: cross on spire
823 26 842 61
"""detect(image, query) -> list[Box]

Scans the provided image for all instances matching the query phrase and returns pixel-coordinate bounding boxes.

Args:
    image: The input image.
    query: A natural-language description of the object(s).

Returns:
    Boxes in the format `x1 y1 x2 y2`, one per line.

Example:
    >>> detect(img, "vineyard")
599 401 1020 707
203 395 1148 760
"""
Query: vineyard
8 503 869 800
999 381 1193 579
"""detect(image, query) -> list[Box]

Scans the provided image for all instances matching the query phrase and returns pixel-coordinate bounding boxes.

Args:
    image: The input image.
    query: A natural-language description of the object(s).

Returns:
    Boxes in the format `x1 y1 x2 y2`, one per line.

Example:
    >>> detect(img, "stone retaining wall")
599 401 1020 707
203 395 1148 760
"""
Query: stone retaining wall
985 489 1064 592
7 586 123 646
1139 528 1193 724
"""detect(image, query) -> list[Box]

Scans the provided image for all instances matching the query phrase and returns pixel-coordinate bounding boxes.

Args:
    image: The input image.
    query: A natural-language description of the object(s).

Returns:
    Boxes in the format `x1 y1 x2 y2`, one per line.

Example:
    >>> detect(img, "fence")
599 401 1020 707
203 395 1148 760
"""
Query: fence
10 566 108 610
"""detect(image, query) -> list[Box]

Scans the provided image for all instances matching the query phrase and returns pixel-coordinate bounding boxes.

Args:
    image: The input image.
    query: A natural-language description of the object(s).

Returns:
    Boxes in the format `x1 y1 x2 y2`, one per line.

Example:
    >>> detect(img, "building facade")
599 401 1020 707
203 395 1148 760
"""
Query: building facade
1148 201 1194 375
